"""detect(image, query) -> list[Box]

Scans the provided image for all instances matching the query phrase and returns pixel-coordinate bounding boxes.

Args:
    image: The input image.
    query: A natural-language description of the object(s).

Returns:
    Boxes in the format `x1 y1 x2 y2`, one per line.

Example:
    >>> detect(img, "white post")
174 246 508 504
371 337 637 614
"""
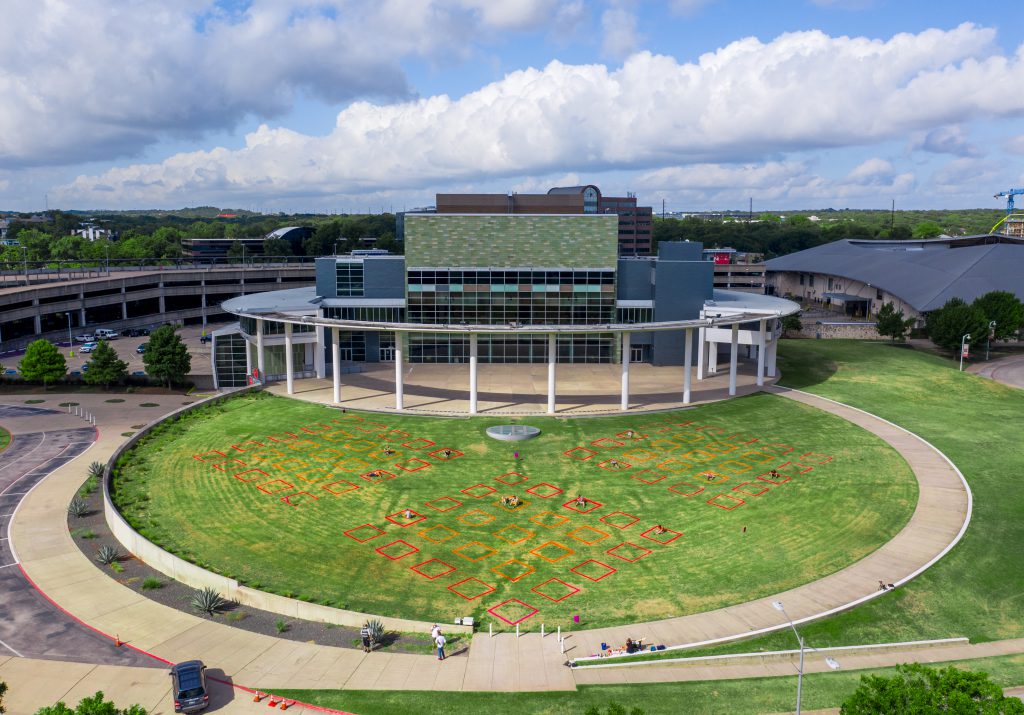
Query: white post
516 623 520 638
756 319 766 387
469 332 478 415
560 638 565 654
767 323 779 378
395 332 404 410
256 318 265 379
696 326 707 380
489 622 493 638
541 623 545 638
709 340 718 374
547 333 556 414
284 323 295 395
620 331 631 411
331 327 341 404
557 625 561 642
245 338 252 378
728 323 739 396
683 327 693 404
314 327 326 379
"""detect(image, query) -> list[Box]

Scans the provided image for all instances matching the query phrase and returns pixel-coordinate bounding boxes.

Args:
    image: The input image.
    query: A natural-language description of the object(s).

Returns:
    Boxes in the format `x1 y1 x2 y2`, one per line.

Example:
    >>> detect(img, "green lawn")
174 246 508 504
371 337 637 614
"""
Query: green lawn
270 653 1024 715
113 389 914 630
0 426 10 452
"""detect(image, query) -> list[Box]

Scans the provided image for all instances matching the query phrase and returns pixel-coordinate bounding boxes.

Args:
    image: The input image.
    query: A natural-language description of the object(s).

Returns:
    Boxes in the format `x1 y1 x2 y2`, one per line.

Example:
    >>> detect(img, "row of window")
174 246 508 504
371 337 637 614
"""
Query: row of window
238 316 315 336
408 270 615 285
336 262 365 297
322 306 405 322
616 307 654 323
407 334 616 364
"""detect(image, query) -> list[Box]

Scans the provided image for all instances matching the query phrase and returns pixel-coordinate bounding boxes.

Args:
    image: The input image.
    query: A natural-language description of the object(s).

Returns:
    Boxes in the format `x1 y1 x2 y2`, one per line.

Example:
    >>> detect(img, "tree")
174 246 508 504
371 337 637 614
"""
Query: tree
0 679 6 714
263 236 292 256
19 339 67 388
781 313 803 336
226 239 244 261
34 690 148 715
925 298 990 352
875 302 915 342
912 220 943 239
841 663 1024 714
972 291 1024 341
82 341 128 389
142 325 191 388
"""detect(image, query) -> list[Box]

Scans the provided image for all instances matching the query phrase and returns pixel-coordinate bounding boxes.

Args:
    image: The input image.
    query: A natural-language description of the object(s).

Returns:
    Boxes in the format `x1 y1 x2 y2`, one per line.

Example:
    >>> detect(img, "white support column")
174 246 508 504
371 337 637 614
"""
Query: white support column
395 332 404 410
756 319 767 387
696 326 707 380
621 331 631 411
683 327 693 404
728 323 739 396
210 336 218 390
709 341 718 374
767 320 779 378
331 327 341 404
547 333 556 414
256 318 265 379
284 322 295 395
314 327 326 379
469 333 479 415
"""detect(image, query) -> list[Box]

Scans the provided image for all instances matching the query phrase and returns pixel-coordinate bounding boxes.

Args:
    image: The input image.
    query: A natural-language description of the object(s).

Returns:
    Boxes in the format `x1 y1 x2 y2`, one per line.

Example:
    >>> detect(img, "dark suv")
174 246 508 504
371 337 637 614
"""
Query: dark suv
169 660 209 713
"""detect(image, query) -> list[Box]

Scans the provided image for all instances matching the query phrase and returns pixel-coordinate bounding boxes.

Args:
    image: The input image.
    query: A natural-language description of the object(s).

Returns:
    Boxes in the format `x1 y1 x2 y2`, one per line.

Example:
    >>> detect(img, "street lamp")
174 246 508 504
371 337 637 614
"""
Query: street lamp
772 600 841 714
986 321 996 361
959 333 971 371
67 313 74 357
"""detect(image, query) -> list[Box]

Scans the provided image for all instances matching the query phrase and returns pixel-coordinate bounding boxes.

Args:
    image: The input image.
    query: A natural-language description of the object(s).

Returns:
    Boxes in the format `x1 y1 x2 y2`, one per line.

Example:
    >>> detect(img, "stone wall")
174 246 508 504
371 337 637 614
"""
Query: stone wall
799 321 882 340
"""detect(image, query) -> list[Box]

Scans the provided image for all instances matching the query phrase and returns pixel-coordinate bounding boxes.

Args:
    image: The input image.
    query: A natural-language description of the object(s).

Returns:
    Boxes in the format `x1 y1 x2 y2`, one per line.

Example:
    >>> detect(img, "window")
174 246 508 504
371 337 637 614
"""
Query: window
335 261 364 297
214 333 249 387
799 274 805 286
876 289 883 300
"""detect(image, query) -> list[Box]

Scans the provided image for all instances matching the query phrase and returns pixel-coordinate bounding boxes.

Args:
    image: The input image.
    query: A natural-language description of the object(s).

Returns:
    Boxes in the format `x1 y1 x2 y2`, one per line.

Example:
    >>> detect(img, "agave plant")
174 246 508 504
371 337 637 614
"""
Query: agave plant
364 618 385 645
95 545 120 565
190 586 226 615
88 461 105 479
67 497 89 518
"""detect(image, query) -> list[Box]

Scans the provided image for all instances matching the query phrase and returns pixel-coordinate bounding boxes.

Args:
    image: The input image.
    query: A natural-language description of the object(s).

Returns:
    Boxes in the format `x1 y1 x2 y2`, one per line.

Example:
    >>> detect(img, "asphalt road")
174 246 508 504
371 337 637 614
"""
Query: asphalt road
971 352 1024 391
0 405 155 665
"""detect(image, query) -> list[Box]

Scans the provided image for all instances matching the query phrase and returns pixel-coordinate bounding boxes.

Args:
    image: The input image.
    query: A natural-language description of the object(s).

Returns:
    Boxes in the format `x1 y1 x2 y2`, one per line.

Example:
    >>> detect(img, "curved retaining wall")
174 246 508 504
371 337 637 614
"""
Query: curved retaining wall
103 388 472 635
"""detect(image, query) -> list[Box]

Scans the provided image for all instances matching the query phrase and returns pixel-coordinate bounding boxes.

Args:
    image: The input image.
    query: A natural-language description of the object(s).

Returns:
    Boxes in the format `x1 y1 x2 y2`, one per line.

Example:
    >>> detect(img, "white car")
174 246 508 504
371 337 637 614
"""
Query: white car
95 329 119 340
75 334 96 343
80 342 98 353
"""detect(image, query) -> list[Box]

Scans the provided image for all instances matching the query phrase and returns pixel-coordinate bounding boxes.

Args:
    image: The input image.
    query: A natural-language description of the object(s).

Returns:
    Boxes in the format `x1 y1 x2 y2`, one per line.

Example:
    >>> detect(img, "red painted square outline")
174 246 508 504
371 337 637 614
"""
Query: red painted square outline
632 469 668 485
452 541 497 562
529 511 570 529
640 526 683 544
597 458 631 471
428 448 463 461
361 469 397 483
707 494 746 510
266 432 299 443
495 471 529 486
667 481 705 497
491 558 536 583
599 511 640 529
762 443 794 455
780 460 815 473
375 539 419 561
210 458 247 472
494 524 534 544
529 540 575 563
755 469 791 485
531 578 581 603
570 559 617 582
410 558 456 580
732 481 770 496
562 498 603 514
457 508 496 526
299 422 332 434
368 449 402 461
294 467 334 484
321 479 360 495
419 524 459 544
564 447 597 460
425 496 462 512
344 523 385 543
525 483 563 499
460 483 497 499
566 525 610 545
229 441 264 452
402 438 436 450
356 420 388 435
487 598 539 625
386 509 427 527
257 479 294 495
281 491 319 507
344 439 376 452
232 468 269 482
606 541 653 563
395 458 431 473
590 437 625 449
726 433 762 445
622 448 659 463
448 577 495 601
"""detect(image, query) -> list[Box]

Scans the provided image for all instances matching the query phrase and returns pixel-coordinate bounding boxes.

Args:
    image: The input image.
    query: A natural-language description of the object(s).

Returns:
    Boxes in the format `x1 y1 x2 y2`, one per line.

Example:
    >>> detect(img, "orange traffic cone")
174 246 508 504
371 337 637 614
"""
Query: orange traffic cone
267 695 279 707
114 634 122 647
253 691 264 702
279 701 291 710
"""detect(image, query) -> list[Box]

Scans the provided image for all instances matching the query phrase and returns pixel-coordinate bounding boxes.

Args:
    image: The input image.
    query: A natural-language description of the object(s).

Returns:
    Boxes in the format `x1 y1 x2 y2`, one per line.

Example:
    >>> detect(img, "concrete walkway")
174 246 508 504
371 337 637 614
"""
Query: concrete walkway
0 375 981 711
970 352 1024 391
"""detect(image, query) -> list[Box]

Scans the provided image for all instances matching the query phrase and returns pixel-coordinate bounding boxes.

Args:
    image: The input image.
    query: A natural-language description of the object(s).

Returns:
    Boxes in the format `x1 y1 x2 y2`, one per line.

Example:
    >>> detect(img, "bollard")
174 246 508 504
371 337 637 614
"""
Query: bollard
516 623 519 638
557 625 561 642
541 623 545 638
560 638 565 654
489 622 493 638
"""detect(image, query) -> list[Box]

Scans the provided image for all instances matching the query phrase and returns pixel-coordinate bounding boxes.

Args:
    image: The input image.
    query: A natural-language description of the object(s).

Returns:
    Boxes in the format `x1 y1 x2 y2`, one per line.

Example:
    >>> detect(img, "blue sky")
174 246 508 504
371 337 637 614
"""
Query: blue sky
1 0 1022 213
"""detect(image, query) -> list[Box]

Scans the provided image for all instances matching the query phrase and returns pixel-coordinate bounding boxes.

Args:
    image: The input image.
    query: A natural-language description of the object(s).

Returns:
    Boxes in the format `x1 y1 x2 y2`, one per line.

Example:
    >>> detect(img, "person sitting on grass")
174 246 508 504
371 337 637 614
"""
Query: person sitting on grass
383 444 395 455
652 524 667 535
769 469 781 480
403 508 414 519
608 458 622 469
576 494 587 508
502 495 521 509
442 448 453 458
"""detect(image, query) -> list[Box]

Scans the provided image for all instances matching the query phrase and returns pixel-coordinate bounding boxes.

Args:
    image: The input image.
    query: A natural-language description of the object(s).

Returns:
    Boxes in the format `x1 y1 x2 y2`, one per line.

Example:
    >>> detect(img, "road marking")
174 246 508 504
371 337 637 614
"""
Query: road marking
0 562 18 569
0 635 24 657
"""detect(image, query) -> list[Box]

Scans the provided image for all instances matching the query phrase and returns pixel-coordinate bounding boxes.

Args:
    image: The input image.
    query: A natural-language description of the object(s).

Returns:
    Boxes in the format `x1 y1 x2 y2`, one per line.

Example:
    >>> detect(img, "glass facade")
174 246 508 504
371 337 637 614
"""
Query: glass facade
239 316 314 336
323 306 405 322
406 333 616 364
214 333 249 387
616 307 654 324
335 262 364 296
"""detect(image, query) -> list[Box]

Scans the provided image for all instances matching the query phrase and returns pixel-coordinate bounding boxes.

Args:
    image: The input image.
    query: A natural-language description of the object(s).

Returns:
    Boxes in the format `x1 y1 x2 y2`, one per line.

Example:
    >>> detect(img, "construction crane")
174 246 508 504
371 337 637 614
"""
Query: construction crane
994 188 1024 213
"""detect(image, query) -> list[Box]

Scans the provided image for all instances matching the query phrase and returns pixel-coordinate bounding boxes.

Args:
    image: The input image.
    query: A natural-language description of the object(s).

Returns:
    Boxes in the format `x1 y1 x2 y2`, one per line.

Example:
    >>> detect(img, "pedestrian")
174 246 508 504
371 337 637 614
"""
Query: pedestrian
360 623 372 653
430 623 440 640
514 450 519 460
435 632 447 660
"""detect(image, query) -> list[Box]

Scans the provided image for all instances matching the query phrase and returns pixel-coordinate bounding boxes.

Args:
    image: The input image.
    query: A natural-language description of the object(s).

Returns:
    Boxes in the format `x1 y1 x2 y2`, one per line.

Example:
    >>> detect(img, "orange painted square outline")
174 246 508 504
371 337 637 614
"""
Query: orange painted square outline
452 541 497 562
566 525 610 545
656 458 694 473
590 438 625 449
419 524 459 544
457 508 496 526
491 558 536 583
334 457 371 473
361 469 397 483
597 458 631 471
494 524 534 545
529 540 575 563
717 460 753 475
344 439 377 452
428 448 463 461
622 448 659 463
210 458 247 472
680 449 716 462
529 511 570 529
321 479 360 495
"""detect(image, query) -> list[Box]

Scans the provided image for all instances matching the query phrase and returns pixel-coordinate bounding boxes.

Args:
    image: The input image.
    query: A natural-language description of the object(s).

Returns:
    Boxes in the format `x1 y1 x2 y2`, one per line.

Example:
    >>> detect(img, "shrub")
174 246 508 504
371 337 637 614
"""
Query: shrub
72 529 96 539
95 545 120 565
68 498 89 518
275 619 289 633
141 577 164 590
364 618 385 645
88 461 105 479
190 586 226 615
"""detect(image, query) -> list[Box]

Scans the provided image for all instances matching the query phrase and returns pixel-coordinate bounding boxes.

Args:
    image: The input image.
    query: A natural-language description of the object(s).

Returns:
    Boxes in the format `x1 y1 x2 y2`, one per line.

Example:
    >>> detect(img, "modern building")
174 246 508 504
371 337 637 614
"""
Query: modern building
765 234 1024 322
214 213 798 411
436 184 653 255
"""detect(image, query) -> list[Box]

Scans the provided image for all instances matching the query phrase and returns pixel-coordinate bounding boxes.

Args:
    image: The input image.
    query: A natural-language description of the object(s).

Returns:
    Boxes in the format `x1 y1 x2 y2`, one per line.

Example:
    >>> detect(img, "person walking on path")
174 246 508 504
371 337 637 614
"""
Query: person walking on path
435 632 447 660
360 624 372 653
431 624 441 640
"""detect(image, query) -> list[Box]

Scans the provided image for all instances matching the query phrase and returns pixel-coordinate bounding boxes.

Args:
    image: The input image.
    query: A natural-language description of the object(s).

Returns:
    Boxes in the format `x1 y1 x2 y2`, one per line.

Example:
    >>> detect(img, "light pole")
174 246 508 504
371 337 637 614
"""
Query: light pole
959 333 971 371
772 600 841 714
986 321 996 361
22 245 28 286
67 313 74 357
105 243 110 275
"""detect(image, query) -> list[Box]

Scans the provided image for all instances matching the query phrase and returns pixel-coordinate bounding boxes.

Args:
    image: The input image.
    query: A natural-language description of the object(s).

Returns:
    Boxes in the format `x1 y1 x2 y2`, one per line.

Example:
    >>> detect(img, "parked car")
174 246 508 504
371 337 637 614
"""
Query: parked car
199 334 211 344
80 342 98 353
81 362 90 372
125 327 150 337
75 334 96 343
95 329 119 340
136 343 147 354
169 660 209 713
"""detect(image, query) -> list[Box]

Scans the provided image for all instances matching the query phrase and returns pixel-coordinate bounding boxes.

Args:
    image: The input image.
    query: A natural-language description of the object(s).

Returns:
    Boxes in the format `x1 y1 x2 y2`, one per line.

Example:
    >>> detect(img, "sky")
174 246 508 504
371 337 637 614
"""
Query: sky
2 0 1023 214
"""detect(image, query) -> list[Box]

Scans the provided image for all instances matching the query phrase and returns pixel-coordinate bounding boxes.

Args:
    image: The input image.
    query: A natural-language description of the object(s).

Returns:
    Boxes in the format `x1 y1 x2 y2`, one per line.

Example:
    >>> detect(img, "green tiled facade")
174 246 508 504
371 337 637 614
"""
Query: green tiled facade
405 214 619 268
